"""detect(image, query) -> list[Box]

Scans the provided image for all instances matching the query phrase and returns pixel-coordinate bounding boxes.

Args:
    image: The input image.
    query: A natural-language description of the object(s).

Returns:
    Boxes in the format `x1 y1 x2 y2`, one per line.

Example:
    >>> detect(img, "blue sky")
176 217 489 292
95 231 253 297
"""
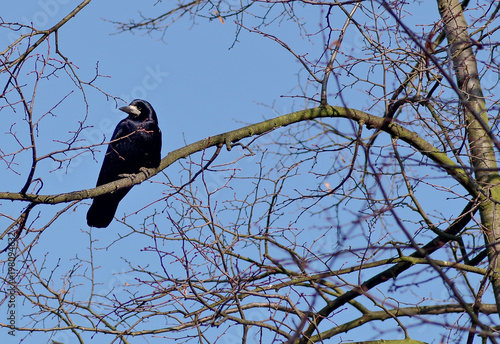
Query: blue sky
0 0 310 190
0 2 322 343
1 1 491 343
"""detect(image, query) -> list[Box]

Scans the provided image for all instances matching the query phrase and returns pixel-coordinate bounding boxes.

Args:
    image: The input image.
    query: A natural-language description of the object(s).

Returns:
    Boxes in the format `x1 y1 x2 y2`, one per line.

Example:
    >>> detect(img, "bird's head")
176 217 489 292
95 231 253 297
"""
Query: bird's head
119 99 158 122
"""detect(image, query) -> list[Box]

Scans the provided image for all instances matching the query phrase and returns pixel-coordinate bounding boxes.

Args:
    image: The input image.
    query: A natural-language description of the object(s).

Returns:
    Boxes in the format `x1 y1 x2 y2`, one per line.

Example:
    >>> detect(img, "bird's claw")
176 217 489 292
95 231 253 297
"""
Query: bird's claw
118 167 150 179
118 173 136 179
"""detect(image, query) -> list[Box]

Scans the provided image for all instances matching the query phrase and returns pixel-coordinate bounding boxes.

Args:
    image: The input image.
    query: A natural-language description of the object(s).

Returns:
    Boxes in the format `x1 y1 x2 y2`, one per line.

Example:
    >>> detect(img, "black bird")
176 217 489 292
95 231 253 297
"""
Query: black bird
86 99 162 228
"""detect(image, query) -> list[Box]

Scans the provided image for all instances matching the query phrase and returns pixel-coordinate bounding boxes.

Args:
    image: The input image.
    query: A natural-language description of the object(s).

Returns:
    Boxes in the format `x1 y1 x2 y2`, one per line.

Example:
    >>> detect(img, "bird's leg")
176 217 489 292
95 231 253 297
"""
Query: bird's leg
118 167 151 179
118 173 137 179
139 166 153 178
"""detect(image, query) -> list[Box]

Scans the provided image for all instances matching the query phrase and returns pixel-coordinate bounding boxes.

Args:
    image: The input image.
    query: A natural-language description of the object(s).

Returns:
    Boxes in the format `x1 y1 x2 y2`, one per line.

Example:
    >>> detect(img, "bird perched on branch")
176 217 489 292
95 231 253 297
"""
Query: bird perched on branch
87 99 162 228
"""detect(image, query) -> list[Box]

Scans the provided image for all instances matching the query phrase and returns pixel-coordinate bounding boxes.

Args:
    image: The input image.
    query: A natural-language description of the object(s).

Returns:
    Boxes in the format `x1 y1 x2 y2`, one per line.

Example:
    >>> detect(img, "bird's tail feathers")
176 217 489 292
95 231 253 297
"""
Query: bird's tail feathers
86 189 130 228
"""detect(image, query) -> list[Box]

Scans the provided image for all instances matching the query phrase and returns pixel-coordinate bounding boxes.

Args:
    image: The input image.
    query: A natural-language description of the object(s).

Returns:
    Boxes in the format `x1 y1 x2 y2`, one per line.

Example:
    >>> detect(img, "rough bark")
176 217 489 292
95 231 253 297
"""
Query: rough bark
437 0 500 316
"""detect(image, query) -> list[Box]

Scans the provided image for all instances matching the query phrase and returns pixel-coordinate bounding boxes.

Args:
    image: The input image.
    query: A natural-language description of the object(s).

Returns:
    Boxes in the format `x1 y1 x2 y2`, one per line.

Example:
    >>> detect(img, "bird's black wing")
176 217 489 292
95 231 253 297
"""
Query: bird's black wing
96 118 138 185
87 119 137 228
87 117 162 228
133 120 162 169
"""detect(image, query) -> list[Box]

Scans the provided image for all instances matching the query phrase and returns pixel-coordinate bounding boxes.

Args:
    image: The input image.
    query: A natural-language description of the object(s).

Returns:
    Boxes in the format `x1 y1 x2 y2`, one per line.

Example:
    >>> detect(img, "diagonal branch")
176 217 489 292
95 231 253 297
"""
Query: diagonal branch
298 200 477 343
0 0 92 73
0 105 477 204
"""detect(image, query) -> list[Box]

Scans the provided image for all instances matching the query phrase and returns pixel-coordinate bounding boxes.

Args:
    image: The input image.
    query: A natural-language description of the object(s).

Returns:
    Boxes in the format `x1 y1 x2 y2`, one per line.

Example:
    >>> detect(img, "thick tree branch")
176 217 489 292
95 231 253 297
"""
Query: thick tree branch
0 106 477 204
0 106 476 205
297 200 477 343
310 303 497 342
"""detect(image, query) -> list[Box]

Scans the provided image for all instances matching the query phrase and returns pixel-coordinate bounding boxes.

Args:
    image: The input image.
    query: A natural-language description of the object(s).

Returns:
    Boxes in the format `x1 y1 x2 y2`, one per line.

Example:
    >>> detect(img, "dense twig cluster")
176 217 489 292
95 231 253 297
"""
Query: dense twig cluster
1 0 500 343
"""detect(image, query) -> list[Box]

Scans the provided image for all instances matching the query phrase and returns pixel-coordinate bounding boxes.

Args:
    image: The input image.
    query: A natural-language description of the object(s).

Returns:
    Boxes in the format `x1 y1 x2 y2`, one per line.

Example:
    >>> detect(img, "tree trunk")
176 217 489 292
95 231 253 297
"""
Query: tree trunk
437 0 500 316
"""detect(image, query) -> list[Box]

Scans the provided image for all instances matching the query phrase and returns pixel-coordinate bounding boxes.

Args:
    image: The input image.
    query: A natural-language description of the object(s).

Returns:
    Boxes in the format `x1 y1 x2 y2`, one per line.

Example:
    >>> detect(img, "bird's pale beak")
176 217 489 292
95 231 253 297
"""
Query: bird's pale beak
119 104 141 116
